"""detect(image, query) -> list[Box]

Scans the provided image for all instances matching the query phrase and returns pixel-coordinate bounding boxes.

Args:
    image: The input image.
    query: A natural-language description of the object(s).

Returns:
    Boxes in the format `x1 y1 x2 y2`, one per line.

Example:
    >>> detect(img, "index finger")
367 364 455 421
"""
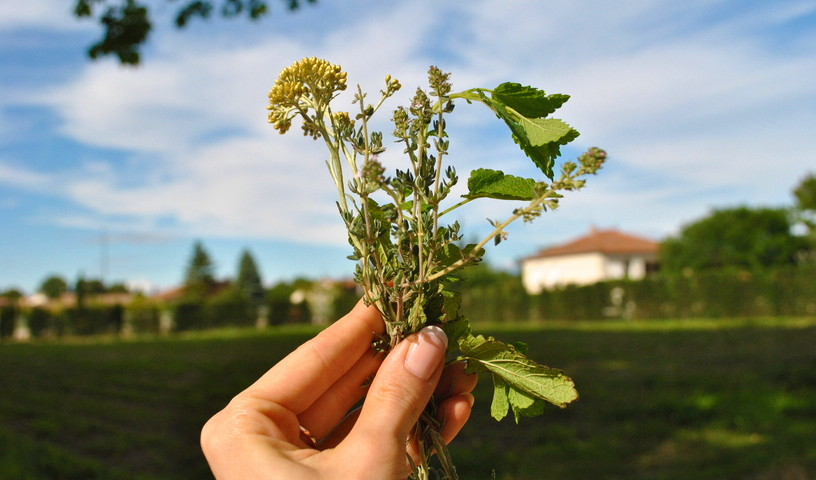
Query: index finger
241 298 384 414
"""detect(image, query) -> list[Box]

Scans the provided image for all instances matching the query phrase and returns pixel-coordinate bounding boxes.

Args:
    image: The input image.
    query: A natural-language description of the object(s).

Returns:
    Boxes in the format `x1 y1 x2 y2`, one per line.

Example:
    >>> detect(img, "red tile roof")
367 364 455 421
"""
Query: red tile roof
527 228 659 259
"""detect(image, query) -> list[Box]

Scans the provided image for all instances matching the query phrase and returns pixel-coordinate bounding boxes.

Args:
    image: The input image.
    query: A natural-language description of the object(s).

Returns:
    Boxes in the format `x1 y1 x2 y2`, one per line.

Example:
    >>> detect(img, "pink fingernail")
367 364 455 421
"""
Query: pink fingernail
404 326 448 380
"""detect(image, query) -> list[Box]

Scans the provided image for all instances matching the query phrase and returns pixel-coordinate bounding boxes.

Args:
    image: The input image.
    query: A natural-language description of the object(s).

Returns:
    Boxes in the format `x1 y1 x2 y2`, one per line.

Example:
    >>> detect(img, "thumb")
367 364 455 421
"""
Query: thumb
346 326 448 453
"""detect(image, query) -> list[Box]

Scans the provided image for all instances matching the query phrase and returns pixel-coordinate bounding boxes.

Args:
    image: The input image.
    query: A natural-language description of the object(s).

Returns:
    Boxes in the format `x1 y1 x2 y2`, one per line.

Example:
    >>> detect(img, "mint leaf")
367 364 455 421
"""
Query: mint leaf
491 372 548 423
459 334 578 408
492 83 569 118
441 290 462 322
510 341 529 354
513 117 574 147
465 168 537 201
442 316 471 353
463 88 579 179
491 374 510 421
509 390 546 423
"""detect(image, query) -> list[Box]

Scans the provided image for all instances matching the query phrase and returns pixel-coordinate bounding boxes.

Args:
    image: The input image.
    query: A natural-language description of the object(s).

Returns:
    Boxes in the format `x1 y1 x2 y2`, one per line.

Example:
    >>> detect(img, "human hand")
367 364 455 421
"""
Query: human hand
201 300 478 479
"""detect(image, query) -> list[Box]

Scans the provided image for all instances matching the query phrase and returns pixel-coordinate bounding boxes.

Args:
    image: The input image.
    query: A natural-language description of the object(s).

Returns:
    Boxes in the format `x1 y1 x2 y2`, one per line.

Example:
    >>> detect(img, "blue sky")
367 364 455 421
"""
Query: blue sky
1 0 815 294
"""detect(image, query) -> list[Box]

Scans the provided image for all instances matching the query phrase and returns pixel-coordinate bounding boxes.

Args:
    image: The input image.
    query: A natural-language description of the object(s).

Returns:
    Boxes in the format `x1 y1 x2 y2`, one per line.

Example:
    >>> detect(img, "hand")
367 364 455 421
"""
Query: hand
201 300 478 479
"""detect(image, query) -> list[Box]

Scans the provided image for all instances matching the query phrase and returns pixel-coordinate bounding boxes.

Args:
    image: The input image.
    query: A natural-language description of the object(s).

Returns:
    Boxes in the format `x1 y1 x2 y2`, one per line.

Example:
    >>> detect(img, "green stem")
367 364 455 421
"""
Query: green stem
439 198 472 217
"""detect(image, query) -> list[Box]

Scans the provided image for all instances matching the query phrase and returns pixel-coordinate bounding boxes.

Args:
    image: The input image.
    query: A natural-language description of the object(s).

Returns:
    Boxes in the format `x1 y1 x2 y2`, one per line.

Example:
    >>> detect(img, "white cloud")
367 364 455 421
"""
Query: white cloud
0 160 52 190
8 0 816 259
0 0 93 32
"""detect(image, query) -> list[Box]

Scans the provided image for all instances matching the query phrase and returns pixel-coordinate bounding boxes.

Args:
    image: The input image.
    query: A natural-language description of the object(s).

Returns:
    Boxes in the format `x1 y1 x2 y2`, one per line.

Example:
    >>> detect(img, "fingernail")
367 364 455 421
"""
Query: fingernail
404 326 448 380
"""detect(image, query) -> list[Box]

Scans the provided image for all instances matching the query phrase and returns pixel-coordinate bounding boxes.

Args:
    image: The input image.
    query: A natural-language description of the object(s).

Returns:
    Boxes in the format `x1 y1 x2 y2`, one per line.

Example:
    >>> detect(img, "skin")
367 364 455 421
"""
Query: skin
201 299 478 479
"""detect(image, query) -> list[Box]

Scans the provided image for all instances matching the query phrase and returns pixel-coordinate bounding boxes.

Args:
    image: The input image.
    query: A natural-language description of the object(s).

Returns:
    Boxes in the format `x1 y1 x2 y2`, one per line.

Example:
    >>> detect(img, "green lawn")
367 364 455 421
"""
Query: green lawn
2 319 816 479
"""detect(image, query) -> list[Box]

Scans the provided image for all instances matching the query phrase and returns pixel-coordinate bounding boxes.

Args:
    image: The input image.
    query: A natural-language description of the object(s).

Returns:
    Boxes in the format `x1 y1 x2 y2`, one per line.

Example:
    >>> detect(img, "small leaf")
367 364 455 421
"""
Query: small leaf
465 168 537 201
442 317 471 354
513 117 574 147
492 83 570 119
509 389 546 423
460 243 486 264
491 374 510 421
459 334 578 408
510 341 529 354
437 242 463 267
441 290 462 323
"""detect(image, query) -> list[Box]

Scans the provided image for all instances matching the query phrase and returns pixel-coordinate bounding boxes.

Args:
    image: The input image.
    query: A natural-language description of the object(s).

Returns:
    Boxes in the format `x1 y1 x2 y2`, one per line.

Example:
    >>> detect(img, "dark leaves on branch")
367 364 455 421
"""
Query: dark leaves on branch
73 0 317 65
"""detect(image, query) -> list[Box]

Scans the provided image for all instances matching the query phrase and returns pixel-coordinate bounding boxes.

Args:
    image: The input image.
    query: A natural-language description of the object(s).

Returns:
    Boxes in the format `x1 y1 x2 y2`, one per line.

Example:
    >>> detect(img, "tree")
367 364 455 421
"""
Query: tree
183 241 216 298
73 0 317 65
660 206 811 273
235 249 264 307
39 275 68 299
793 172 816 235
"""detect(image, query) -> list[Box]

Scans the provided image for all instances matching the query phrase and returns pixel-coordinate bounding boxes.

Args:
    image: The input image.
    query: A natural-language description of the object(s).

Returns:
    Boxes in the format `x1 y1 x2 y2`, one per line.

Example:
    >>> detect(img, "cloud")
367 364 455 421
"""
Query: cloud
0 0 93 32
0 160 52 190
7 0 816 260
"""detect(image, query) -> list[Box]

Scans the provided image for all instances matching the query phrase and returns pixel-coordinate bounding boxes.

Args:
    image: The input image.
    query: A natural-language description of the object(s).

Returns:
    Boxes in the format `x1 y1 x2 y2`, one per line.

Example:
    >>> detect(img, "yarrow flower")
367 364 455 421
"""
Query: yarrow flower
267 57 348 134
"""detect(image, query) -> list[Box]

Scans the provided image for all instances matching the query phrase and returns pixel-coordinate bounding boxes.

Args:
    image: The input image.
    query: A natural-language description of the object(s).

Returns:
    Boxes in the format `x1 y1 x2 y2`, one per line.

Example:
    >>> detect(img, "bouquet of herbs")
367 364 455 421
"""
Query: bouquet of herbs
268 57 605 479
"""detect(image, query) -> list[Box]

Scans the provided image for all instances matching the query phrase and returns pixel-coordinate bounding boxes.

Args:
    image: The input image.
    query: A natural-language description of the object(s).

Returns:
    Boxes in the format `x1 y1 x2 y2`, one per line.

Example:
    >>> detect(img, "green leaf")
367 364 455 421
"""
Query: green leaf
510 391 546 423
491 374 510 421
460 243 486 262
459 334 578 408
465 168 537 201
513 117 574 147
437 242 462 267
441 290 461 322
510 341 529 355
492 83 569 119
468 88 579 179
442 316 471 354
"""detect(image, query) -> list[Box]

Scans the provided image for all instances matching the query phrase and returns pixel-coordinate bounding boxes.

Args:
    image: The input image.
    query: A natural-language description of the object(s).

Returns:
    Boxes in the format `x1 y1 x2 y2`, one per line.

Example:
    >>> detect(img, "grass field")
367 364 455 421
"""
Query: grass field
1 318 816 479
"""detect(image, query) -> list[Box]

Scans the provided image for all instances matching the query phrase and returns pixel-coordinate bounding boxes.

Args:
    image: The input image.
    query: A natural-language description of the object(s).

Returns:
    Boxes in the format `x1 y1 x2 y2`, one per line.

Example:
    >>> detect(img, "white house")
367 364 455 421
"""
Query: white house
521 228 660 294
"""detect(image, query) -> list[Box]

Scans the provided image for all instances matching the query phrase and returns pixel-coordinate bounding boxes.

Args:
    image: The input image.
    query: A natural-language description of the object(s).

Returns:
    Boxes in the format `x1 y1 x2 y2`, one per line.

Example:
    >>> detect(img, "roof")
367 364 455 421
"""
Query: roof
526 228 659 259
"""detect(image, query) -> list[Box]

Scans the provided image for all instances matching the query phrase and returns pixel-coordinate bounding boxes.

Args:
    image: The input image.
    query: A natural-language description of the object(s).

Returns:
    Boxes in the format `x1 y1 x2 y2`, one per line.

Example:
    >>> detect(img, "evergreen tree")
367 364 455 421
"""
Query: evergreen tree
184 241 216 298
235 249 264 307
39 275 68 299
794 172 816 236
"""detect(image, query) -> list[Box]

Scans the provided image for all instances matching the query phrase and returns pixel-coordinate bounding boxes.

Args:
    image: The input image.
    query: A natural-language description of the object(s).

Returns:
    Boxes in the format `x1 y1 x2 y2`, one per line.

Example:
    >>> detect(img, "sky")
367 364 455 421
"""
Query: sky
1 0 815 294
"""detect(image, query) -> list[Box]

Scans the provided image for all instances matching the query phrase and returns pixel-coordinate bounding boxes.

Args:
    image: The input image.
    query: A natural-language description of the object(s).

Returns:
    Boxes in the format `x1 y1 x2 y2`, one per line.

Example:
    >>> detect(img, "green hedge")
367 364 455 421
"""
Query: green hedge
457 265 531 324
455 264 816 322
65 306 123 335
126 297 161 334
533 265 816 321
0 307 15 338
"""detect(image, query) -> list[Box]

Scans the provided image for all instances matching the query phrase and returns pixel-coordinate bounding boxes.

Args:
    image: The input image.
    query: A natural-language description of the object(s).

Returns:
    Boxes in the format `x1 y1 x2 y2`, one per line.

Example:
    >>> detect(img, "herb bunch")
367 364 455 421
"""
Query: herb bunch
268 57 605 479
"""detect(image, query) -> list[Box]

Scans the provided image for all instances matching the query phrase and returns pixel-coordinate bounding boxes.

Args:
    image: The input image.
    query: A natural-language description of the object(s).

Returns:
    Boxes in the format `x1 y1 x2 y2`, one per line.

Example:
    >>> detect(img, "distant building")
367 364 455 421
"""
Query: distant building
521 228 660 294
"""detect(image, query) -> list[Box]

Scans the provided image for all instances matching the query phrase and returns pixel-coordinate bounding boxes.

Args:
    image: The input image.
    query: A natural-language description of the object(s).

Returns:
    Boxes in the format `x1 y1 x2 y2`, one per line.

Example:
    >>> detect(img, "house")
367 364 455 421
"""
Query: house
521 228 660 294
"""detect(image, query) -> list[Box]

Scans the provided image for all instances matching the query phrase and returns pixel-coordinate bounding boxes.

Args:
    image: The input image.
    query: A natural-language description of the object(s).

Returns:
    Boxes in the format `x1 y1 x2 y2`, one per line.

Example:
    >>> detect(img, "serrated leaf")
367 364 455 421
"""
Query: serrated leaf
510 391 546 423
487 92 561 179
459 334 578 408
492 83 570 119
437 242 462 267
442 317 471 354
470 88 579 180
491 374 510 421
513 117 574 147
460 243 486 264
510 341 529 355
465 168 537 201
441 290 461 322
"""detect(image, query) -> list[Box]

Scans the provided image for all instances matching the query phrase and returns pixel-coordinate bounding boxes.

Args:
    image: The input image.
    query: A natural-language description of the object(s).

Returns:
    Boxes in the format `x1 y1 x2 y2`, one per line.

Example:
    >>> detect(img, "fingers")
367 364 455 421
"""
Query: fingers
241 299 384 414
344 326 448 457
319 360 478 450
297 345 384 439
436 393 474 444
434 361 479 399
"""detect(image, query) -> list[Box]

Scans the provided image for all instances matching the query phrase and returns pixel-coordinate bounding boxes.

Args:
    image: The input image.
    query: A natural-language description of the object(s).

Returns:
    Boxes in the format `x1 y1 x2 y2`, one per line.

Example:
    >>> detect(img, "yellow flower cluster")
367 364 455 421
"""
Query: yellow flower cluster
267 57 348 134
